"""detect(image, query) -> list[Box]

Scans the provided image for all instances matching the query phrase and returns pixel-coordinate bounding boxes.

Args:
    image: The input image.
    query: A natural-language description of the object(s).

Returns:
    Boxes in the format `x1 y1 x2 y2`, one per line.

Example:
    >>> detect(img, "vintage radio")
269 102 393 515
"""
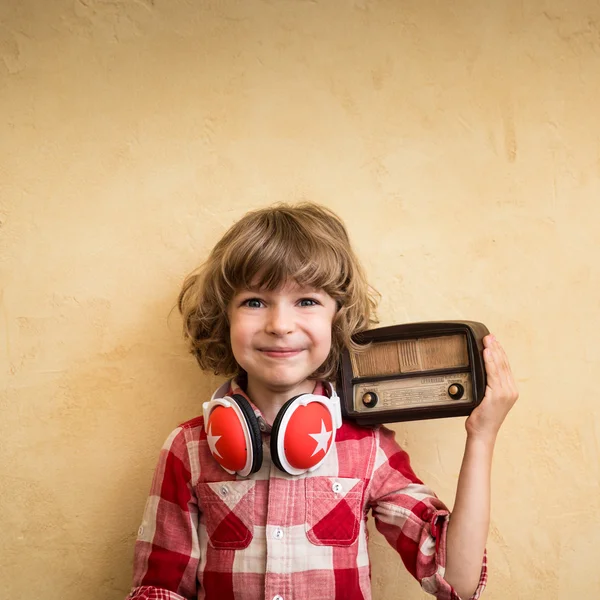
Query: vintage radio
337 321 489 425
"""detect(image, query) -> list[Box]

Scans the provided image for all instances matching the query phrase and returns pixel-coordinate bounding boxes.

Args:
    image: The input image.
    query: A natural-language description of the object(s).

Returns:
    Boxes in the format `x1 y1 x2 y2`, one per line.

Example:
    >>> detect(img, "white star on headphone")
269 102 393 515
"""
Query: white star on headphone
206 424 223 458
308 420 332 457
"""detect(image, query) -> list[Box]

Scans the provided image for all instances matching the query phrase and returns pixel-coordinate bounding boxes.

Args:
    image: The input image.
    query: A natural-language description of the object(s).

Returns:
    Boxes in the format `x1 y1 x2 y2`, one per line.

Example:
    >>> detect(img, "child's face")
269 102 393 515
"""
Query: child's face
228 280 337 395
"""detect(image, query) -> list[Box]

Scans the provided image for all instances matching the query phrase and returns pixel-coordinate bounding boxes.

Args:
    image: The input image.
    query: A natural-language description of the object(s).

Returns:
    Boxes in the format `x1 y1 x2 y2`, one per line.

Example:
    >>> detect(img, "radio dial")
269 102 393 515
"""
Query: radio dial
448 384 464 400
362 392 379 408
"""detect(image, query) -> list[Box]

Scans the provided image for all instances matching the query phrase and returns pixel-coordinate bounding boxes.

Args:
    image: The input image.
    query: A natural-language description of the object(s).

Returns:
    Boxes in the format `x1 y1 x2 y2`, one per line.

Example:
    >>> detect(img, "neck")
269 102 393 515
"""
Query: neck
245 377 318 424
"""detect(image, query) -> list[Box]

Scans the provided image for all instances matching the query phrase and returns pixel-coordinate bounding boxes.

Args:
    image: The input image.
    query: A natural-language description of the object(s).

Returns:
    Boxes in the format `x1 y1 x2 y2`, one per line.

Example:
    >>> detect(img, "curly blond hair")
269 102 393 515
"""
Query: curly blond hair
177 202 379 381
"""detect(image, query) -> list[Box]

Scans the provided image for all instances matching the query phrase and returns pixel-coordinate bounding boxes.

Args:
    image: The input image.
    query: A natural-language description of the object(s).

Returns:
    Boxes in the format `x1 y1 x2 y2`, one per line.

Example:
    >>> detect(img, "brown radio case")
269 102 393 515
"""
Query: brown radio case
336 321 489 425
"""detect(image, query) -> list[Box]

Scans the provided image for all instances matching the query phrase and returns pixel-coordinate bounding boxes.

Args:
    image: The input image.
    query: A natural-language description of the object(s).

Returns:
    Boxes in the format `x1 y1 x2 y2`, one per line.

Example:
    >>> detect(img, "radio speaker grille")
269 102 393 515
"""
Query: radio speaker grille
350 334 469 377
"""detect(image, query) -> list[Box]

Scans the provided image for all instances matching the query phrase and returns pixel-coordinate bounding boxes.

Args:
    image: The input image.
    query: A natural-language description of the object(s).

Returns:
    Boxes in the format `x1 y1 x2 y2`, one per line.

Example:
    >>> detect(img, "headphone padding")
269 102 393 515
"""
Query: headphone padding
270 395 301 474
230 394 263 474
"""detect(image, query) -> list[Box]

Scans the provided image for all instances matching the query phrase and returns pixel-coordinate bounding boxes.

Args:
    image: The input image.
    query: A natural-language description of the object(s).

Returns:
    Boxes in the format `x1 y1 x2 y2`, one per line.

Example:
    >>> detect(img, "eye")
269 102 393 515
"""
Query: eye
242 298 264 309
298 298 319 307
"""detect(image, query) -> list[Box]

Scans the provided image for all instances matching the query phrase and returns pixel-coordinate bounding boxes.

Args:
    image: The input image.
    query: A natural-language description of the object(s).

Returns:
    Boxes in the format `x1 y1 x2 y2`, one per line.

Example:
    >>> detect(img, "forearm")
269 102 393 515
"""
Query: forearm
444 433 495 599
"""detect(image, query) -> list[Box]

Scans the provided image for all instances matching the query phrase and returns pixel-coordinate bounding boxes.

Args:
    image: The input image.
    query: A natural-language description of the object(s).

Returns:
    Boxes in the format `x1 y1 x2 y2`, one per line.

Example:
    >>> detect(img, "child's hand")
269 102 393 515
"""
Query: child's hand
465 334 519 442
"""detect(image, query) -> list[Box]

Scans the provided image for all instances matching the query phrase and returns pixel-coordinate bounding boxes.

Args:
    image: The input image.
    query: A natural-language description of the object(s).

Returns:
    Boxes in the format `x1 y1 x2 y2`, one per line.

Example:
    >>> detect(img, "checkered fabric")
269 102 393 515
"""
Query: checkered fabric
127 380 487 600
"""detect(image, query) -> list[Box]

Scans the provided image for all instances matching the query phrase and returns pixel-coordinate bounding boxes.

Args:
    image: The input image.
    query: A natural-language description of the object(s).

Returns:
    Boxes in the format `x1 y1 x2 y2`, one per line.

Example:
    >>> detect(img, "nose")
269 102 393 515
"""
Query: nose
265 304 294 335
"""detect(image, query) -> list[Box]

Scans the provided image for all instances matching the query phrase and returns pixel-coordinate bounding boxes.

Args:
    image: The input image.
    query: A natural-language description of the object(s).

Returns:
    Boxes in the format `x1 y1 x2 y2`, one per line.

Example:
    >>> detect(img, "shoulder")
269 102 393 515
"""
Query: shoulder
377 423 403 448
337 421 412 461
337 420 402 447
373 424 422 484
337 419 378 441
177 414 206 434
158 415 206 456
150 415 207 485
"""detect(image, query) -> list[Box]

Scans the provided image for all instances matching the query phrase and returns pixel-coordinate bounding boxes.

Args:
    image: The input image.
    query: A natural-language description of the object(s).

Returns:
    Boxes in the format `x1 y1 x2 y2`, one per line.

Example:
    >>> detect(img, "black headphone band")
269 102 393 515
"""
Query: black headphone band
269 395 303 472
230 394 263 475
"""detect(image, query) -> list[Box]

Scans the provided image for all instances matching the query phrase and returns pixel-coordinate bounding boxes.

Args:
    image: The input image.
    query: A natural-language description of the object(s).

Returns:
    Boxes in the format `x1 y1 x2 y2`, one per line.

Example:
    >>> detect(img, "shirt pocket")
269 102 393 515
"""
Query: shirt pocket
305 476 365 546
197 480 255 550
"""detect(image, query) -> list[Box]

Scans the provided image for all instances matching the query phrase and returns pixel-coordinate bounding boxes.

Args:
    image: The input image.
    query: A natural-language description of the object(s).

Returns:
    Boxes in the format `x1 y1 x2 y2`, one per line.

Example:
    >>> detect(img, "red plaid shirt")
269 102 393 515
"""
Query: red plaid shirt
127 380 487 600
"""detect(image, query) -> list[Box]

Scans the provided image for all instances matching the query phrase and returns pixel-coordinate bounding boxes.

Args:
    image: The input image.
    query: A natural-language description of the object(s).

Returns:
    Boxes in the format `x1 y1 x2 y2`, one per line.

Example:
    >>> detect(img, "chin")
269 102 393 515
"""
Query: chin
267 377 304 390
263 373 312 391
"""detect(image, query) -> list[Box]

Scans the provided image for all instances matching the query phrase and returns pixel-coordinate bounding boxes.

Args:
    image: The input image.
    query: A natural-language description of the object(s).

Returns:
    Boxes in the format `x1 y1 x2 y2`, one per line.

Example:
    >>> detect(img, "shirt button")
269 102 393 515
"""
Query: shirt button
259 421 266 432
273 596 284 600
272 527 284 540
332 482 343 494
220 486 229 496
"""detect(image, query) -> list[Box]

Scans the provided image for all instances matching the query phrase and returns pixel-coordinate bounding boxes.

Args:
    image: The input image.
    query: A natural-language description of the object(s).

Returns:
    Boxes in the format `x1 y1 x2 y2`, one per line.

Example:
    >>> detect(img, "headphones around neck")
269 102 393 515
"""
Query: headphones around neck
202 381 342 477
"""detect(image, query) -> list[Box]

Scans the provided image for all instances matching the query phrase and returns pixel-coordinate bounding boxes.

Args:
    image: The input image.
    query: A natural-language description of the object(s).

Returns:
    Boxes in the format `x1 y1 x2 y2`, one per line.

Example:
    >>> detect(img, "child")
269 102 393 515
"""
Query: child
126 203 518 600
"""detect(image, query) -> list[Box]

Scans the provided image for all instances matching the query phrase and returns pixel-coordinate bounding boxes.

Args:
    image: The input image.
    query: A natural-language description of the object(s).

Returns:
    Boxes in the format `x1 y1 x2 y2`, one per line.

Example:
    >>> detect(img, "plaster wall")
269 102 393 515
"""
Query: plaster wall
1 1 599 598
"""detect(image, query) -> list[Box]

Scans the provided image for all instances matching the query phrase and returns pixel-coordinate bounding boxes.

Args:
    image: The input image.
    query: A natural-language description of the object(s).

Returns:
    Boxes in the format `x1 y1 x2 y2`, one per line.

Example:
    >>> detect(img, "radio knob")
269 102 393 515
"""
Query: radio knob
448 384 464 400
362 392 379 408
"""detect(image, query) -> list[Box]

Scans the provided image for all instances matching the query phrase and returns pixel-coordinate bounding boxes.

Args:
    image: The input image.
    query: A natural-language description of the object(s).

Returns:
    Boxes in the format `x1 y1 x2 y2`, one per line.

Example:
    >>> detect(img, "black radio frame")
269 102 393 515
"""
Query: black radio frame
336 321 489 425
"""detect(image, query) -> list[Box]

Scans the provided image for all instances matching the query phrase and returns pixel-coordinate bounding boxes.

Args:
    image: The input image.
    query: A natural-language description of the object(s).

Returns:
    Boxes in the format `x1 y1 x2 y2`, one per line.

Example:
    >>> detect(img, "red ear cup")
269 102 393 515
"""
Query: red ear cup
204 394 262 476
285 402 334 469
205 404 248 472
271 396 335 475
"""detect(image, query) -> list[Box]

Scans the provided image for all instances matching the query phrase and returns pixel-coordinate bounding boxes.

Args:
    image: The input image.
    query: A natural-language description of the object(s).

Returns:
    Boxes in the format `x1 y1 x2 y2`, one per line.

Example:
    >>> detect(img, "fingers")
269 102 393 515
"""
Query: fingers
493 337 518 398
495 338 513 379
483 339 499 384
483 333 519 401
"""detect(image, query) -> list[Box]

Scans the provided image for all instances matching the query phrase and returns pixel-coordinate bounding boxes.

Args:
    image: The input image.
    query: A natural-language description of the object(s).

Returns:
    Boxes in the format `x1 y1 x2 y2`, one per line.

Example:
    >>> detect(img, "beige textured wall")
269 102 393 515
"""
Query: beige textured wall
1 1 599 598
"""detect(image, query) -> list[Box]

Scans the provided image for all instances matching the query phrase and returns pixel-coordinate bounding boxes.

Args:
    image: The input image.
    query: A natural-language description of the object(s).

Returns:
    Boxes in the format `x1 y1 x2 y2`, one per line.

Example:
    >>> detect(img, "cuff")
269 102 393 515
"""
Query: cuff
126 586 189 600
419 511 488 600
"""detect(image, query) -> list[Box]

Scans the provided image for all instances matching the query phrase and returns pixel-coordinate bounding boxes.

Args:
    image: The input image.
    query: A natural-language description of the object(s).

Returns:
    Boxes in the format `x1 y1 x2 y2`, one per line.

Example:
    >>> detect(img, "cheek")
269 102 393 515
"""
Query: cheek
315 318 334 355
228 320 249 356
228 332 250 371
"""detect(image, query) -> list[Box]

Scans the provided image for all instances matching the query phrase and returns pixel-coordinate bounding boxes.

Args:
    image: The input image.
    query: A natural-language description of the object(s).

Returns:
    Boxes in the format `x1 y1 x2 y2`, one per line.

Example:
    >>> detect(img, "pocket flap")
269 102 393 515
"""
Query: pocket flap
305 477 364 546
197 480 255 549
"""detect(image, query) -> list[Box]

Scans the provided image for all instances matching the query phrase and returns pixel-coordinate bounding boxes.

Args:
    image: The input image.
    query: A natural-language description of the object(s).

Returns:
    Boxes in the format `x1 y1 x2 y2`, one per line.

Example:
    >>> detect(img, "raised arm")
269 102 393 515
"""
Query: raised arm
444 334 518 598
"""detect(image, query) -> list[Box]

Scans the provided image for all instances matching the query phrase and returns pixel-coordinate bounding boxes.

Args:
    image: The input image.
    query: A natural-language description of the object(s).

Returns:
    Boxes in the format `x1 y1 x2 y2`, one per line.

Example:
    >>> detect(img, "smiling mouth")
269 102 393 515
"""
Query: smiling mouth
259 348 303 358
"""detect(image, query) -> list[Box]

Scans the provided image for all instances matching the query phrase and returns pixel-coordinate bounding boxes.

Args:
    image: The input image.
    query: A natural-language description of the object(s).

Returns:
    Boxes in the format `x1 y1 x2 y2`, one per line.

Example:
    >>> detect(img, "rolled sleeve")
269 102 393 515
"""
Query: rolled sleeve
368 426 487 600
127 586 189 600
418 511 487 600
